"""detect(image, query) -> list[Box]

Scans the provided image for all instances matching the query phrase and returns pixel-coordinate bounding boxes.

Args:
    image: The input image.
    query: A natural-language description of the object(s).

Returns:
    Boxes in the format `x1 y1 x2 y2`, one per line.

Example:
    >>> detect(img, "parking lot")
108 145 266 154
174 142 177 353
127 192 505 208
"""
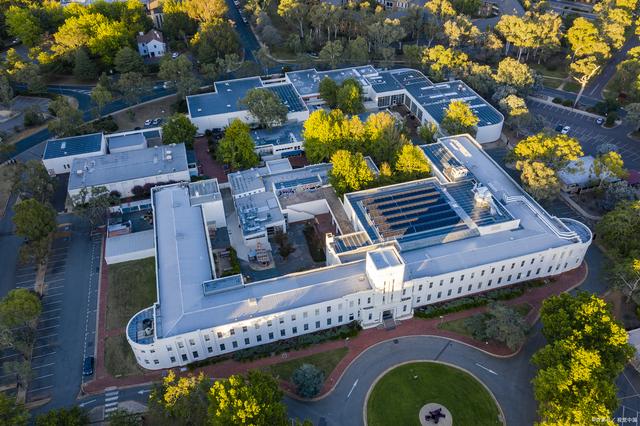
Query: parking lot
0 217 102 409
527 100 640 170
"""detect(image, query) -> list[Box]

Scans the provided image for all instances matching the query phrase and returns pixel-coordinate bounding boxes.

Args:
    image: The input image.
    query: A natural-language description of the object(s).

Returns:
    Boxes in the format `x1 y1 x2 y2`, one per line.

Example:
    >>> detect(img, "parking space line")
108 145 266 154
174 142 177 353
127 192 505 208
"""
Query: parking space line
37 325 59 332
33 373 54 380
28 385 54 393
32 343 56 350
36 333 58 340
31 362 54 369
45 278 65 285
41 308 62 314
32 352 56 359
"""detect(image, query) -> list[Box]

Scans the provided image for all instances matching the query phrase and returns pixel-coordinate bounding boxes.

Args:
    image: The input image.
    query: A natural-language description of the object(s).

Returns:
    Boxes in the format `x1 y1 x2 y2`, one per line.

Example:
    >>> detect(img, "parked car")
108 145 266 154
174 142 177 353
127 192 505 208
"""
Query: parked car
596 117 604 125
82 356 94 376
152 118 161 125
171 52 179 59
561 126 571 134
555 124 564 132
162 81 171 89
144 119 152 126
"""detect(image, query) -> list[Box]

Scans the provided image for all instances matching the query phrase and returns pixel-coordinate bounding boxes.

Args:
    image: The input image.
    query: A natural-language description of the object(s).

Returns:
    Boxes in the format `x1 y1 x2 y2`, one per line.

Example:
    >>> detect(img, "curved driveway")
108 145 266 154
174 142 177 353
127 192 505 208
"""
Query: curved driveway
285 333 543 426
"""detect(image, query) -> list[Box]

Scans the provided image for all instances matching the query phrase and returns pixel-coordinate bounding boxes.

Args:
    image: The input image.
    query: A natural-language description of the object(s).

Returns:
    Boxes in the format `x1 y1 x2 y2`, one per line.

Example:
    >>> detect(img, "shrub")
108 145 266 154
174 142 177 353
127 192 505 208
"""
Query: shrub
131 186 145 197
292 364 324 398
23 107 45 127
605 112 617 127
552 97 563 104
562 99 573 107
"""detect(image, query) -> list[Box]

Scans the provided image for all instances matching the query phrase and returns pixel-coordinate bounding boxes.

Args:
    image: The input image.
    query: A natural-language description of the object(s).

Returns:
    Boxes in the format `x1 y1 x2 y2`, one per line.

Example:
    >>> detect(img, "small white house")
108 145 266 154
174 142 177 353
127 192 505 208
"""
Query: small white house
137 30 166 58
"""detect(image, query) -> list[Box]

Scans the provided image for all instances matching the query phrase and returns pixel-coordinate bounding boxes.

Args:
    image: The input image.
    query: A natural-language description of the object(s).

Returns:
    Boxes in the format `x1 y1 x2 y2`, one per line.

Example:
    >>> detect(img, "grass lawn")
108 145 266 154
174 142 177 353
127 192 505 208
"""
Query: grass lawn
542 76 563 89
563 81 581 93
106 258 157 331
529 63 568 79
104 334 145 377
439 303 532 338
263 347 348 382
367 362 501 426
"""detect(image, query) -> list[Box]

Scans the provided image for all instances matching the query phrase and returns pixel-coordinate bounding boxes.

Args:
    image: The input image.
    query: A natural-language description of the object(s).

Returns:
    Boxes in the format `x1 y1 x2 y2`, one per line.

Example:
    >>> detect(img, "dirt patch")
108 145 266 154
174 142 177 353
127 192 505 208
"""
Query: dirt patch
104 334 145 377
111 96 177 131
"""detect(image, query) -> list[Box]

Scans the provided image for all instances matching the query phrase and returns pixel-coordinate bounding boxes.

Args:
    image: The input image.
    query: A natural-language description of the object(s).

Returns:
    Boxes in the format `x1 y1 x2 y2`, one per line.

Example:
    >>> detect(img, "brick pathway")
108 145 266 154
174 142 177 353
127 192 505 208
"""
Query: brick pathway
194 137 228 183
83 262 586 396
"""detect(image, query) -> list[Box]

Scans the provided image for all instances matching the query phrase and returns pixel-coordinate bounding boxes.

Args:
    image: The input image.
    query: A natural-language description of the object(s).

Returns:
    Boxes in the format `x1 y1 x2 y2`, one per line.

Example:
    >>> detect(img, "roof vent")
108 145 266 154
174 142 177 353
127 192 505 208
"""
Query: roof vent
165 154 172 161
76 169 83 175
60 142 66 149
226 104 231 108
197 108 202 112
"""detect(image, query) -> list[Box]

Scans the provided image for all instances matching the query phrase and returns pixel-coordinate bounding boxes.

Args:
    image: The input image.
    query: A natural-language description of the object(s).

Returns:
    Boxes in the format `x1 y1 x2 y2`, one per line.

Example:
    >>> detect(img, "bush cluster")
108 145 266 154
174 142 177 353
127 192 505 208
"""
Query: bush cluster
414 279 548 319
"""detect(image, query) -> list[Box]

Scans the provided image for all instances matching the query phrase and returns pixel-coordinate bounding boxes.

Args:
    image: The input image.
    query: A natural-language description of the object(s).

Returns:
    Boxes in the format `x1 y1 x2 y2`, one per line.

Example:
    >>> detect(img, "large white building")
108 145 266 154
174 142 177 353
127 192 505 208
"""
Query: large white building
186 66 504 146
126 134 590 370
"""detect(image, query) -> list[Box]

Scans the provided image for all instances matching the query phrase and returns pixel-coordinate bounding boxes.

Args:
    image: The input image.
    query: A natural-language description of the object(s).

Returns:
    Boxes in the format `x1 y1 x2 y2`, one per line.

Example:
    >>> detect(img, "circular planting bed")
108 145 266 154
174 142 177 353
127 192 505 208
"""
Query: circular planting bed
366 362 502 426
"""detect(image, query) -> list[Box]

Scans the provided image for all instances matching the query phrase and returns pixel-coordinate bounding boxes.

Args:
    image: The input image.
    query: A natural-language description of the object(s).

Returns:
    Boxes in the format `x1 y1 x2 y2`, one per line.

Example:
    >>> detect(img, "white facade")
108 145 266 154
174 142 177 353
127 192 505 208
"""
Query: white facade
42 133 107 175
137 30 166 57
189 108 308 134
126 135 591 370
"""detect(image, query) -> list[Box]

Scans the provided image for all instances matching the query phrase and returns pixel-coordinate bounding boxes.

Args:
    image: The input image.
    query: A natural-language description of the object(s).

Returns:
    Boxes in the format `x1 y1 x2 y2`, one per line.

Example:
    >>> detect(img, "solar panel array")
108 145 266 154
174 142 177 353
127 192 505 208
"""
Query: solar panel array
274 175 320 190
360 183 465 241
43 133 103 159
422 143 463 171
367 71 404 93
266 84 307 113
391 70 431 87
333 232 371 253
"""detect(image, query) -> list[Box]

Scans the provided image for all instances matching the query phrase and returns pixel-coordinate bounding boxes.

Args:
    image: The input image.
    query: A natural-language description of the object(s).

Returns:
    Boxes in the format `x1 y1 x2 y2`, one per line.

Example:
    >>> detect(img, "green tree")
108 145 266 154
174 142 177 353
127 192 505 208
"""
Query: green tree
625 103 640 129
443 15 479 48
440 100 478 136
114 46 145 74
5 6 42 47
302 109 352 163
424 0 455 26
90 82 113 117
0 392 29 426
418 122 438 143
336 78 364 115
0 288 41 329
570 56 601 107
345 37 368 66
609 255 640 304
421 45 469 82
190 20 240 65
12 160 56 204
240 88 288 129
593 151 626 187
532 293 634 425
105 409 141 426
13 199 56 243
208 370 288 426
566 17 610 61
116 72 151 105
363 112 406 164
494 58 535 95
47 98 83 138
278 0 308 38
162 113 197 147
451 0 481 15
292 364 324 398
0 74 14 106
516 160 560 201
147 370 210 425
319 77 338 108
329 150 374 197
597 201 640 257
71 186 117 228
182 0 228 22
511 133 583 171
35 406 89 426
484 303 527 350
3 360 32 390
319 40 343 69
73 48 97 81
395 144 431 179
217 119 259 170
158 55 199 99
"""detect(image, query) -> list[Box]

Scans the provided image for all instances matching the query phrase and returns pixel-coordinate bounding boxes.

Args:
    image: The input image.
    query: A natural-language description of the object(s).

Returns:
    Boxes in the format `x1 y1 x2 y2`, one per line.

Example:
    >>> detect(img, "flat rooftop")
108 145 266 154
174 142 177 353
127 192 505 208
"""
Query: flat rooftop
187 79 307 118
402 80 503 127
251 121 304 147
43 132 103 160
286 65 377 97
235 192 284 237
107 133 146 151
68 144 188 190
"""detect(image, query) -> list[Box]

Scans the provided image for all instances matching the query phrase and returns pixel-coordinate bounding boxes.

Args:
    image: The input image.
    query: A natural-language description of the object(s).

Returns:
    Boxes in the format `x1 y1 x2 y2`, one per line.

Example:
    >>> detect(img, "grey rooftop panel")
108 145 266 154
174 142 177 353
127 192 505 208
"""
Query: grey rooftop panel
43 132 103 159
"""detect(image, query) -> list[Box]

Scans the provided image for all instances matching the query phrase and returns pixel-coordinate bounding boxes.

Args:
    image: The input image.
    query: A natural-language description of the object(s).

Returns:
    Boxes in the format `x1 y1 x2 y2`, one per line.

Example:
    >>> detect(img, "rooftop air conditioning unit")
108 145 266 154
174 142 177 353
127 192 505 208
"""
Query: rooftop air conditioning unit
144 327 153 336
76 169 83 175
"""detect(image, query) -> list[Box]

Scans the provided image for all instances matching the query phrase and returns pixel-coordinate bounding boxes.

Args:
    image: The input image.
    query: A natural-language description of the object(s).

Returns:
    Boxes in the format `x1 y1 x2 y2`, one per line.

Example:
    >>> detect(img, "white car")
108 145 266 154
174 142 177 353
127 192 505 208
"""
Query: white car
171 52 179 59
144 119 152 126
561 126 571 134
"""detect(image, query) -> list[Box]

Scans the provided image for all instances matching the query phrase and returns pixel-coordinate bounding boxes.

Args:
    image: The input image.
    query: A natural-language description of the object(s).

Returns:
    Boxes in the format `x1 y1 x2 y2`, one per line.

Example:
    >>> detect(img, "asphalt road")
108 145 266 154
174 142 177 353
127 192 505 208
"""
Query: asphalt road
585 34 640 100
223 0 260 63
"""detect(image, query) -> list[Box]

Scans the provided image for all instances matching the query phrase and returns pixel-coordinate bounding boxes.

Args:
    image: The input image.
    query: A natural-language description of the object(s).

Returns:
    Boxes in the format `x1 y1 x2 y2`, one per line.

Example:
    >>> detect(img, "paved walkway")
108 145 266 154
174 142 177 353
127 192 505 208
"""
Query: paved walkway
83 262 586 395
194 137 228 183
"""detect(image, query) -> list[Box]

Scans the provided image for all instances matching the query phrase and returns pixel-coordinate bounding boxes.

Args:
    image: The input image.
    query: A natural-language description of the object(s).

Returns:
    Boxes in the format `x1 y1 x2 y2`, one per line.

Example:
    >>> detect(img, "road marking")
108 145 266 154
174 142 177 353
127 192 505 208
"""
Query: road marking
37 325 59 332
105 401 118 408
105 396 119 402
33 373 54 380
36 333 58 340
45 278 65 284
346 379 359 399
78 399 96 407
137 389 152 395
31 362 54 369
28 385 54 393
105 390 119 397
32 351 56 359
475 363 498 375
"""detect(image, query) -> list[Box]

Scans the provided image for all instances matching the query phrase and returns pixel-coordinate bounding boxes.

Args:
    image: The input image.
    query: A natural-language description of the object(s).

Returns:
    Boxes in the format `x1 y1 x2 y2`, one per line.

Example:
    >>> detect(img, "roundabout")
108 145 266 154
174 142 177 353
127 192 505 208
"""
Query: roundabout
366 361 503 426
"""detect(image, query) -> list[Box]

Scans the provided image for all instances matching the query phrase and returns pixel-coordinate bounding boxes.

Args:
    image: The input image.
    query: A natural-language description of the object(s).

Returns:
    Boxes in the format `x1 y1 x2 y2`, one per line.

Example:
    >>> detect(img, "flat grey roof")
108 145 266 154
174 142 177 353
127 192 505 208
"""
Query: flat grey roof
228 168 265 196
251 122 304 147
235 192 284 237
43 132 103 160
105 229 155 260
286 66 377 97
153 183 214 338
68 144 188 190
369 247 403 269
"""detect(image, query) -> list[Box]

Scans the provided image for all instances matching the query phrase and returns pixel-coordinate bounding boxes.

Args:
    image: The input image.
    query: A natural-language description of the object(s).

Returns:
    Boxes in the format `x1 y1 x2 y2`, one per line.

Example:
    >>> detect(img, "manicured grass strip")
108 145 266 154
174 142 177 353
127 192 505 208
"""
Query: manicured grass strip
106 257 157 330
367 362 502 426
263 347 348 382
104 334 144 377
439 303 532 338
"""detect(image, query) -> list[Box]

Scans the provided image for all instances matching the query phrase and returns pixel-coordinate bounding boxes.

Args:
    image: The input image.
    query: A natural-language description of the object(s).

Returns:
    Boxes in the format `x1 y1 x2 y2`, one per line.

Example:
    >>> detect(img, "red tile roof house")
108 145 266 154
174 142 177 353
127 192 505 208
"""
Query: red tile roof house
136 29 166 58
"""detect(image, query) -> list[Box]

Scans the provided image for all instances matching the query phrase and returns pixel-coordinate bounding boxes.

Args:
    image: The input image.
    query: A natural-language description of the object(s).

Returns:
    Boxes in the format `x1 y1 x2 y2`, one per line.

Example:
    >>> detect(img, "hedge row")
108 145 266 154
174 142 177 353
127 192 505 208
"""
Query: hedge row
414 279 548 319
187 322 361 370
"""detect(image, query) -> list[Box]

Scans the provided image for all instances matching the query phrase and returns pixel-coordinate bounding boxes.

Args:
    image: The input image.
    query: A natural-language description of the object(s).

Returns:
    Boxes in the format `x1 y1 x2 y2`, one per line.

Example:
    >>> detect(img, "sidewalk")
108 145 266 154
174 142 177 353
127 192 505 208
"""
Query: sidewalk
83 262 587 396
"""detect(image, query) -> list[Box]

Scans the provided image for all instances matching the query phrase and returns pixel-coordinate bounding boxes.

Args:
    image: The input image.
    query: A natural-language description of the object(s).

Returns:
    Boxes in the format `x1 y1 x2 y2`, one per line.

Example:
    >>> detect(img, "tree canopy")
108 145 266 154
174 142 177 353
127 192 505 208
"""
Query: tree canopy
0 289 41 329
162 113 198 147
292 364 325 398
240 88 288 129
329 150 374 197
532 293 633 425
510 133 583 171
13 199 56 243
217 119 259 170
0 392 28 426
395 144 431 179
596 201 640 257
440 100 478 136
35 406 89 426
